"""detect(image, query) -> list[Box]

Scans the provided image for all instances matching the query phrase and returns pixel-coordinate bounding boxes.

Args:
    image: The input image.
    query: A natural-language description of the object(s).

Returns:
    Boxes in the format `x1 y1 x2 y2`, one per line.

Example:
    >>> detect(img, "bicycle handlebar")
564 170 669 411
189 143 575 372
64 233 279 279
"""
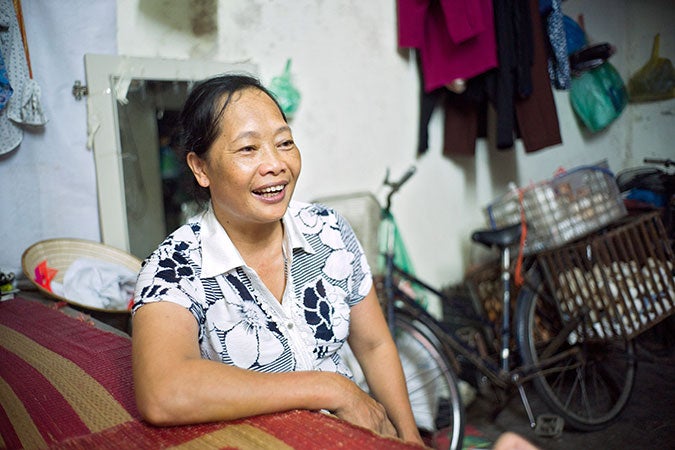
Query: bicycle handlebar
384 165 416 211
644 158 674 168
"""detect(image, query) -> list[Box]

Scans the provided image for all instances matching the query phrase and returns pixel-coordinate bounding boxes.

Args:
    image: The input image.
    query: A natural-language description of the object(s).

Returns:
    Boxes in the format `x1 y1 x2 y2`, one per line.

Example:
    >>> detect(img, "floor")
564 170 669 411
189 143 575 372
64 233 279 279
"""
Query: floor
464 319 675 449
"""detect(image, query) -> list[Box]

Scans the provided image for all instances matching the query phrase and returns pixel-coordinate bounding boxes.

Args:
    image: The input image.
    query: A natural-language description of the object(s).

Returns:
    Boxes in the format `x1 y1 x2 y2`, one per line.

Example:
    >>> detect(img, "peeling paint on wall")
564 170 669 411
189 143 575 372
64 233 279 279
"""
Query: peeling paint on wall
190 0 217 36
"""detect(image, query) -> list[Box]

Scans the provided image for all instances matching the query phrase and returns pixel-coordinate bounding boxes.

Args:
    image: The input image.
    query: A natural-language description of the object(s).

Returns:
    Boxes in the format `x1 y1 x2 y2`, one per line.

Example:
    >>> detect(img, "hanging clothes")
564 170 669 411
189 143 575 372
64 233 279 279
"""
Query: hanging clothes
7 0 47 126
540 0 572 90
0 51 12 110
398 0 498 92
0 0 30 155
442 0 562 156
490 0 534 148
413 53 445 156
514 0 562 152
397 0 498 155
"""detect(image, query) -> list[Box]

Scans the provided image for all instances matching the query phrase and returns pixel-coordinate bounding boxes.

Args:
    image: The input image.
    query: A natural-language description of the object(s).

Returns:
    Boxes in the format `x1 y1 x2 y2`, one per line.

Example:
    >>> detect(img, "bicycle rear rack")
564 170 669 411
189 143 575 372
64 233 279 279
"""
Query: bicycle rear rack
536 212 674 341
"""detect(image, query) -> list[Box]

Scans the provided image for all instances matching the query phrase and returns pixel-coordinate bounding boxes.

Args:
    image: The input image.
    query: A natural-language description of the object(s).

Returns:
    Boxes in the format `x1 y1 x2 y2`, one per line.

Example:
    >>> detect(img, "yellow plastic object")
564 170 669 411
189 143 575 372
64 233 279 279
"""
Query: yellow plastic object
628 34 675 102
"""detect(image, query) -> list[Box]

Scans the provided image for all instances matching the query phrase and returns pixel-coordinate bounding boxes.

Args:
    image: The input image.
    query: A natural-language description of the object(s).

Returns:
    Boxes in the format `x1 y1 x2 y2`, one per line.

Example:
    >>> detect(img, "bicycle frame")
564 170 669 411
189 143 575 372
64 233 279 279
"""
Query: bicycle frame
384 238 592 381
375 166 647 436
382 225 590 433
381 213 512 390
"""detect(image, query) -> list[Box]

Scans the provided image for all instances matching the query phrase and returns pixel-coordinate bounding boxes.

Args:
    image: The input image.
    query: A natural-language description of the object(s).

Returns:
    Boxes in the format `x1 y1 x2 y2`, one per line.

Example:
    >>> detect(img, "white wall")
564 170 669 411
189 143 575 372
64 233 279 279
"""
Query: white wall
118 0 675 288
0 0 115 282
1 0 673 291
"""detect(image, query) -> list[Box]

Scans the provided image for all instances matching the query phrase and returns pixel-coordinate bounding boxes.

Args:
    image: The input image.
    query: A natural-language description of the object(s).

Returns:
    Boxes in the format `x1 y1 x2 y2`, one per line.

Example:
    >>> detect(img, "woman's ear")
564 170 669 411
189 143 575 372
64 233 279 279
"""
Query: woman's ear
186 152 210 188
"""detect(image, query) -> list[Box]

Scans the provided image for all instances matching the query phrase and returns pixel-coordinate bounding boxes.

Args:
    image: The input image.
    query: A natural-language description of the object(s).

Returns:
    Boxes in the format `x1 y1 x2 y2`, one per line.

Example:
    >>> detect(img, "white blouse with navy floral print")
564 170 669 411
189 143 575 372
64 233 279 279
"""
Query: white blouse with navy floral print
133 201 372 379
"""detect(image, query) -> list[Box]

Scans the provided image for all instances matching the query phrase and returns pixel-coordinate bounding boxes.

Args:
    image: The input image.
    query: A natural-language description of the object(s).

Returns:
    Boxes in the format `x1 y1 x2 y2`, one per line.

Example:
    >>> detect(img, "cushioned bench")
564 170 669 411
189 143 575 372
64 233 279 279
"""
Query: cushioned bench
0 297 422 449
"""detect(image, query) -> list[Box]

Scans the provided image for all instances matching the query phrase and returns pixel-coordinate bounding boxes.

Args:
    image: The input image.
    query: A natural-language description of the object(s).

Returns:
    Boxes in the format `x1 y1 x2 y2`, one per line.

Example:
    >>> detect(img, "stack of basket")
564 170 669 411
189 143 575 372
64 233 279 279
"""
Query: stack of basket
486 165 627 254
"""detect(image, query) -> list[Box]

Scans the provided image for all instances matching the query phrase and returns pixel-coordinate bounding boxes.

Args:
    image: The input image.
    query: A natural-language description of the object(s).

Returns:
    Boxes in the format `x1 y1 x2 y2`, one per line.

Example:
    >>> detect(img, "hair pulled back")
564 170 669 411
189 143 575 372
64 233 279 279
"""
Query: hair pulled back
175 73 287 203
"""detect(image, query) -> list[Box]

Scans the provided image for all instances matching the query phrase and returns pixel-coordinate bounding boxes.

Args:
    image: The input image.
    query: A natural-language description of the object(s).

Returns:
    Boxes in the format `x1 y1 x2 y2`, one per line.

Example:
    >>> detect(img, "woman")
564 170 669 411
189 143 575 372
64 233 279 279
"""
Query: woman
131 74 423 445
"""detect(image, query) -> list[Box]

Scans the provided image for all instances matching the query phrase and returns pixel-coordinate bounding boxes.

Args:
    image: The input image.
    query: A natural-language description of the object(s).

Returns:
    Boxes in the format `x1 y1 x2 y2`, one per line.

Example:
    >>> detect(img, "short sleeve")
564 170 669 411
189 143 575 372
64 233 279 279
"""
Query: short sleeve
132 232 206 331
333 209 374 306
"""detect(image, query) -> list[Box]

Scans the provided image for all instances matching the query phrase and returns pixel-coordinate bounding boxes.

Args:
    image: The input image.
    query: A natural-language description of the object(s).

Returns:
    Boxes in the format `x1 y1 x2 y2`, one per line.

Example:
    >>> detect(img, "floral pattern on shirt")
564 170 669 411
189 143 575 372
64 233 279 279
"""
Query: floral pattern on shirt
133 202 372 377
212 274 289 370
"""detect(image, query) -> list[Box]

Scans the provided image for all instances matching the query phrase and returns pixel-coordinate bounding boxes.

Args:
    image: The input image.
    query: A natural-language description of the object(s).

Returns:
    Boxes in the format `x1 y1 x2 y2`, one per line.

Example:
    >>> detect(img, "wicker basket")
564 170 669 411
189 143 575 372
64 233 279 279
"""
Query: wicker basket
536 212 674 340
486 165 627 254
21 238 142 314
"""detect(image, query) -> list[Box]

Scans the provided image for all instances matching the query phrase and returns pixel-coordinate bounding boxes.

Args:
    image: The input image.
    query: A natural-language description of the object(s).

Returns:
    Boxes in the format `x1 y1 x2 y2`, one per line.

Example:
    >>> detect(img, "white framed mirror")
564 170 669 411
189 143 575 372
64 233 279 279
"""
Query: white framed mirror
84 54 257 258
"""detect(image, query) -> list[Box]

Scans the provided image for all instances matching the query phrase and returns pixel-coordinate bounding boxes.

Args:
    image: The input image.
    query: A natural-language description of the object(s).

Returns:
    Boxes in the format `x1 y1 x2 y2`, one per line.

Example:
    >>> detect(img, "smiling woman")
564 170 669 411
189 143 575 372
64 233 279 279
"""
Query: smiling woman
130 74 424 445
183 78 301 236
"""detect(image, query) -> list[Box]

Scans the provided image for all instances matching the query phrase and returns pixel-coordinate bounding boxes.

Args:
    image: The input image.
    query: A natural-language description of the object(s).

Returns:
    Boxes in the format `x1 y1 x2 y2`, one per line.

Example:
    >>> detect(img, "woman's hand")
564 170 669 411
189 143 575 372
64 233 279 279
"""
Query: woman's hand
329 373 398 438
346 288 424 445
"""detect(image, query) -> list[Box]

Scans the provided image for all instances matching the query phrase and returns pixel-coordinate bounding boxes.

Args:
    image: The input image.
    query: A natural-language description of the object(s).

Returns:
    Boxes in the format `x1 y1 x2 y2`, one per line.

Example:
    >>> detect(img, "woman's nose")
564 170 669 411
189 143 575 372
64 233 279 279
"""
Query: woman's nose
259 146 285 174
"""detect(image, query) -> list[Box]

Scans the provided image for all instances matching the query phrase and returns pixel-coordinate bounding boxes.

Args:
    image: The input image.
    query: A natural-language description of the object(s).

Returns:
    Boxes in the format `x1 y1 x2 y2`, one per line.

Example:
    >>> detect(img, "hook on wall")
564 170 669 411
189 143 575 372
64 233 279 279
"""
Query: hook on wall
72 80 88 100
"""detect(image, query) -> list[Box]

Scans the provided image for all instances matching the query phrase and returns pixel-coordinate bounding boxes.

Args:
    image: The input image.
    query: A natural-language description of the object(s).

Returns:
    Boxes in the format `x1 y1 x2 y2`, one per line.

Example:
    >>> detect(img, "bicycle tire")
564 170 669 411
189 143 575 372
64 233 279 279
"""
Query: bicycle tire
394 310 465 450
516 266 636 431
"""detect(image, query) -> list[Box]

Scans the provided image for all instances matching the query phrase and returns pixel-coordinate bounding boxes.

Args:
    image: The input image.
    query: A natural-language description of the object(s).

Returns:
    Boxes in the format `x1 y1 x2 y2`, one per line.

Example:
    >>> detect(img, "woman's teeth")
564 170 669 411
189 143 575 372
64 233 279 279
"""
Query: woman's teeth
255 185 284 197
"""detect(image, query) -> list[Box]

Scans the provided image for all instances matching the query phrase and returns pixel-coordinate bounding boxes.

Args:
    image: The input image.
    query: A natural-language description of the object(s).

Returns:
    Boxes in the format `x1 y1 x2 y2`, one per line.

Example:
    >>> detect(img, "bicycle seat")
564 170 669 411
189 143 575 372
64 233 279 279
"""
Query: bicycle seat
472 224 522 249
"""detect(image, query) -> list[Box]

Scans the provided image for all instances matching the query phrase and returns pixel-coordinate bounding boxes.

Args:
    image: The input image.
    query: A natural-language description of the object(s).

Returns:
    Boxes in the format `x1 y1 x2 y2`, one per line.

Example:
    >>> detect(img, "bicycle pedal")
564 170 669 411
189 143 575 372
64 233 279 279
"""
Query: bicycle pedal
534 414 564 438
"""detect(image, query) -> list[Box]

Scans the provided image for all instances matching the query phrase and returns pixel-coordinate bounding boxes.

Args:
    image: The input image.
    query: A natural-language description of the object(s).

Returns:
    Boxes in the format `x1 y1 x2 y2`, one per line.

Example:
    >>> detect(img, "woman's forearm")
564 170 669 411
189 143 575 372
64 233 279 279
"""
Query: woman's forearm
346 289 422 444
134 356 349 426
133 298 406 438
132 303 351 426
353 338 421 442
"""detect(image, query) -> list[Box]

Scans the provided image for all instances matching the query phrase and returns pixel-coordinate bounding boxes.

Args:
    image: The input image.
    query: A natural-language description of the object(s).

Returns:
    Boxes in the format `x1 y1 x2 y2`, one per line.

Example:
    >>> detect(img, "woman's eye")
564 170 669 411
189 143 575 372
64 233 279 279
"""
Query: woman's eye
239 145 256 153
279 140 295 150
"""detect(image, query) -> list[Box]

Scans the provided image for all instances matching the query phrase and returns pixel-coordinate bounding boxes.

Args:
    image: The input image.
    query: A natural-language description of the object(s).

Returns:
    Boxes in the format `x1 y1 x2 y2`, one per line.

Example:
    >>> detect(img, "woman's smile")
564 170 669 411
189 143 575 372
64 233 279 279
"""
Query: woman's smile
187 87 302 231
252 182 288 202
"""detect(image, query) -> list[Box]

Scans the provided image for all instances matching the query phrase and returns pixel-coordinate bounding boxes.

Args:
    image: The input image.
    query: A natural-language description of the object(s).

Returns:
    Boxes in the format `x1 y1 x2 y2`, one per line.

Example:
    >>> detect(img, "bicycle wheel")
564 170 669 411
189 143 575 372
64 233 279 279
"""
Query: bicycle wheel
394 311 465 450
516 267 636 431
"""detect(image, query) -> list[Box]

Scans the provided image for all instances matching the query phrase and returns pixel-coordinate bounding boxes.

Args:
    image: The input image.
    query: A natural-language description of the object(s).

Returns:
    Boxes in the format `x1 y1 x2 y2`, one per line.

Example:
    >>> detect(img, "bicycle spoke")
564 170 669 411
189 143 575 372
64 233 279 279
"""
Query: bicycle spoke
595 355 626 400
579 365 593 419
393 312 465 449
591 363 602 408
562 366 581 411
517 265 636 430
404 367 448 394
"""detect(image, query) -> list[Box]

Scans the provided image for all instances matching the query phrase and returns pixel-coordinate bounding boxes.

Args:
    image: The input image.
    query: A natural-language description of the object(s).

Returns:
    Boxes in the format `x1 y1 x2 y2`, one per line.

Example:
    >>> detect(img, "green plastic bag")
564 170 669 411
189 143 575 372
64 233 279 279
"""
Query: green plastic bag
570 62 628 132
378 211 428 310
268 59 301 119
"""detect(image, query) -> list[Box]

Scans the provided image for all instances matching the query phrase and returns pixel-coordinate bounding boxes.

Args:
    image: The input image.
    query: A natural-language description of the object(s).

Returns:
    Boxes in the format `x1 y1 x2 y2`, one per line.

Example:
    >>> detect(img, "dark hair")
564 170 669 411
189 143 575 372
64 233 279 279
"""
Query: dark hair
175 73 287 203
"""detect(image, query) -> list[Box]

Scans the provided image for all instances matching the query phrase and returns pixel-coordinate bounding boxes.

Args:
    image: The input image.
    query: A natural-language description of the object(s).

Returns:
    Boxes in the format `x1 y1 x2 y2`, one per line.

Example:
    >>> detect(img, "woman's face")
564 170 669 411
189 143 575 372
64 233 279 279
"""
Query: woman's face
187 87 301 229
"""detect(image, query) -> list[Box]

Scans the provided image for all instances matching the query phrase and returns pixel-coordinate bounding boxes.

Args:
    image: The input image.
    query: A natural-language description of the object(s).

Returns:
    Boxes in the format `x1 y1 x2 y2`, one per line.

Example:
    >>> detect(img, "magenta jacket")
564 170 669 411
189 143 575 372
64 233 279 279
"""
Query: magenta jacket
397 0 498 92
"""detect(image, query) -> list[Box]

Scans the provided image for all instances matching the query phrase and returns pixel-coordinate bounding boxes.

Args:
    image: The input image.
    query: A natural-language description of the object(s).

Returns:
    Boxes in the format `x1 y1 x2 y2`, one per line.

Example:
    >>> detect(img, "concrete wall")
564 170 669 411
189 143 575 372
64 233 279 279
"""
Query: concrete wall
1 0 673 292
118 0 674 287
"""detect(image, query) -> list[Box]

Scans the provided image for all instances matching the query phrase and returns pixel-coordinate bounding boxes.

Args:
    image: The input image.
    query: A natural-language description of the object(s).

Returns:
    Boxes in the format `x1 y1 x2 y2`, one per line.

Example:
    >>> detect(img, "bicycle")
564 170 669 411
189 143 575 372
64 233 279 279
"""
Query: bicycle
616 157 674 241
316 164 675 450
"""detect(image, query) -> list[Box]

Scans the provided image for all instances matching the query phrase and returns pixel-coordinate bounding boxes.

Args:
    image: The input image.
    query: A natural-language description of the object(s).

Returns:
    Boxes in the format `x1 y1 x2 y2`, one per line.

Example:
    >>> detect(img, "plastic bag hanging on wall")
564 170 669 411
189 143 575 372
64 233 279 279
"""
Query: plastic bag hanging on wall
567 15 627 133
628 34 675 103
570 62 628 133
268 59 301 119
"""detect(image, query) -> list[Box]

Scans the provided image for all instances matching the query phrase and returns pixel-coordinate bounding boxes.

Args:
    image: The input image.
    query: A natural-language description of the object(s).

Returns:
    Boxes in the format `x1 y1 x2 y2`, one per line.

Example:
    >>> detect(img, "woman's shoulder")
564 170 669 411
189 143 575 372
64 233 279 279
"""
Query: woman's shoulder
143 216 204 265
288 200 346 228
290 199 340 217
290 200 324 212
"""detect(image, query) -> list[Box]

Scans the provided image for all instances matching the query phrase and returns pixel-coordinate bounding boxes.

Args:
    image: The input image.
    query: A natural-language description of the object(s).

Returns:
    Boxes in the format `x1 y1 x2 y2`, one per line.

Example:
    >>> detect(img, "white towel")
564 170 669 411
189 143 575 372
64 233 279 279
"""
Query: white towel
51 257 136 311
